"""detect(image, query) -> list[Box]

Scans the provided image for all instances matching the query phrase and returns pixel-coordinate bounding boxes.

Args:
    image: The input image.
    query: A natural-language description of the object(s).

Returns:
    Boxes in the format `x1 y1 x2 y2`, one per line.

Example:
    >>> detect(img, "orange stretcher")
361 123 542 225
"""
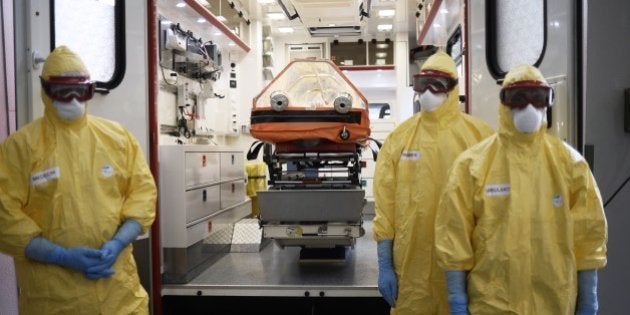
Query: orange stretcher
250 59 370 145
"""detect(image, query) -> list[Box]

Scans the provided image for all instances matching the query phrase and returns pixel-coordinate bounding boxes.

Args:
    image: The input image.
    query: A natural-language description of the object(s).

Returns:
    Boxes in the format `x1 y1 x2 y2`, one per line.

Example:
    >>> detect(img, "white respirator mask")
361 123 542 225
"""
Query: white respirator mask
53 98 86 121
512 104 545 133
418 90 447 112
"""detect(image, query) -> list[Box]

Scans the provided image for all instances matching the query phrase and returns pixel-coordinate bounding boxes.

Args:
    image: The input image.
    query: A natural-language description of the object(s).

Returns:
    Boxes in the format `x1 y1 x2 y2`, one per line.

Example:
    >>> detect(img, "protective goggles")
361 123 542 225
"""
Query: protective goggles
413 70 458 93
40 76 95 102
500 80 554 109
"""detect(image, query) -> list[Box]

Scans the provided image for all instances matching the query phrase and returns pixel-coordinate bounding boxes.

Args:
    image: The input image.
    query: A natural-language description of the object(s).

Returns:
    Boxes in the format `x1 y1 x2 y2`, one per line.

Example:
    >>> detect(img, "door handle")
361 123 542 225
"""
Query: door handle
31 51 46 69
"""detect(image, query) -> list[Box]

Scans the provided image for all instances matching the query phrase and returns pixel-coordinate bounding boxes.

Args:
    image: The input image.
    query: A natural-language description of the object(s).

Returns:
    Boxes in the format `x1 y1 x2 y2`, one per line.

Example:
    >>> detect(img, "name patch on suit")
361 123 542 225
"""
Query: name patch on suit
31 167 60 186
485 184 510 196
400 150 420 161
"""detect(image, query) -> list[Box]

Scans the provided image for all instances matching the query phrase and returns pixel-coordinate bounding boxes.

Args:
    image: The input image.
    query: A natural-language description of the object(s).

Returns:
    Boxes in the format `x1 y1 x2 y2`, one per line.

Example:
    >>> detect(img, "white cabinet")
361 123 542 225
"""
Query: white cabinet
160 145 251 283
160 145 248 248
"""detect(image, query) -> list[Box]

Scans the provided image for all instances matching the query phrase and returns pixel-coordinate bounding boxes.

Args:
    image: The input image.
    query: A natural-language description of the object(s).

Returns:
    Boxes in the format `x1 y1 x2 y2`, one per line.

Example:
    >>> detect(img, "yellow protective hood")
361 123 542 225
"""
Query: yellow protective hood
498 64 548 142
419 51 460 122
40 46 90 123
420 51 458 79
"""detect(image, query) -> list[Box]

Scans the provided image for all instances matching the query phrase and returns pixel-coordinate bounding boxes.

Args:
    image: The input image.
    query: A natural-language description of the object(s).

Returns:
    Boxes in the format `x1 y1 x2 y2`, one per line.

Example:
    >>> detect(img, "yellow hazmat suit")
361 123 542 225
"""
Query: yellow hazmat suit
372 51 493 314
0 46 156 314
435 64 608 314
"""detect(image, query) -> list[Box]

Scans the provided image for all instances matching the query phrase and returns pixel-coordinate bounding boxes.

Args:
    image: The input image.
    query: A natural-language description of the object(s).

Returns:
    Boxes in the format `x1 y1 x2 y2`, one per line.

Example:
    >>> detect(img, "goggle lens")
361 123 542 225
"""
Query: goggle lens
500 82 553 109
413 71 457 94
41 76 95 102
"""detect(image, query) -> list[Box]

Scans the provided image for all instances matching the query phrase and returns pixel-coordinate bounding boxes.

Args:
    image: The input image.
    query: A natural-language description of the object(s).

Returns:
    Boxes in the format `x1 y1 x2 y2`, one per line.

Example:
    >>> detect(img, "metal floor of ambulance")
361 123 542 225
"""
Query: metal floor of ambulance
162 213 390 314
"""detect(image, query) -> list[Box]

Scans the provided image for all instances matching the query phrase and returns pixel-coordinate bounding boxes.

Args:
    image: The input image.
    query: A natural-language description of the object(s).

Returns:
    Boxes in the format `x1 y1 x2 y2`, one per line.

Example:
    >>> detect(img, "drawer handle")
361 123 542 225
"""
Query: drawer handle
231 154 235 164
231 183 235 193
202 189 207 202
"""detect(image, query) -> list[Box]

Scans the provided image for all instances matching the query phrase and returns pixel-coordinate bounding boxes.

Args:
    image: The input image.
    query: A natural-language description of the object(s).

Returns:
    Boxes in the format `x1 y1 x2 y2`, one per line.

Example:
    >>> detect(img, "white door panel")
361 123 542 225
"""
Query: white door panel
25 0 51 122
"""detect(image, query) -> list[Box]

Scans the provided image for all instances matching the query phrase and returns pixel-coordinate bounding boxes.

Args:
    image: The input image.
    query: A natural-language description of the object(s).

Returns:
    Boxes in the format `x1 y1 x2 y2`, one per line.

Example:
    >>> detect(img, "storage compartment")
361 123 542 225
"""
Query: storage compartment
185 152 220 188
185 185 221 224
220 179 246 209
220 152 244 180
160 145 251 284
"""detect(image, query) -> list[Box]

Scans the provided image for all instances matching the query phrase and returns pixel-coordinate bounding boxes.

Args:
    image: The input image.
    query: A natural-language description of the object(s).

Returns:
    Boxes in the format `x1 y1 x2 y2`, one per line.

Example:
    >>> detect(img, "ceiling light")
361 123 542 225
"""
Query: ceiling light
308 26 361 37
376 43 389 49
375 52 387 58
377 24 393 31
433 23 441 28
378 9 395 18
440 8 449 14
197 18 206 23
267 12 285 20
175 2 186 8
278 27 294 33
329 23 336 27
228 42 236 46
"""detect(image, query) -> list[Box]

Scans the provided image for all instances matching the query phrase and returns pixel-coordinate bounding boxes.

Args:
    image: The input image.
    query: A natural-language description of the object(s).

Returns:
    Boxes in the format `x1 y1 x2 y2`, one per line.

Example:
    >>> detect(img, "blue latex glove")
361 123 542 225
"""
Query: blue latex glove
446 270 470 315
377 239 397 307
576 269 598 315
86 219 142 279
25 236 103 274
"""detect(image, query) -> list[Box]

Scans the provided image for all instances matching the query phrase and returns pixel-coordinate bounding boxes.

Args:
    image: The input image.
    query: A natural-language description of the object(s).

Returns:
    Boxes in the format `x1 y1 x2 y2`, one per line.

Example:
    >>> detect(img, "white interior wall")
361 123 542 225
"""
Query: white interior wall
155 15 259 152
344 69 396 108
395 31 414 122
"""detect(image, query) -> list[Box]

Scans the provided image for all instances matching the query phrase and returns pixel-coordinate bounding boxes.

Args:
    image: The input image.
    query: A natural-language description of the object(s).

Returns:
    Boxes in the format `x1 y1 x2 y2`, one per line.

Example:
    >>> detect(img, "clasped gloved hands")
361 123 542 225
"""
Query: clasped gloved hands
25 236 105 275
377 239 397 307
446 270 470 315
84 239 124 279
85 219 142 279
25 219 142 280
576 269 599 315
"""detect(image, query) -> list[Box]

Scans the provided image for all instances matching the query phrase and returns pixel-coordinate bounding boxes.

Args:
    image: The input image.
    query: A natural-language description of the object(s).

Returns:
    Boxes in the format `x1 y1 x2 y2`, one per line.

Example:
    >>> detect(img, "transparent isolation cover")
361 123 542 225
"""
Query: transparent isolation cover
250 59 370 145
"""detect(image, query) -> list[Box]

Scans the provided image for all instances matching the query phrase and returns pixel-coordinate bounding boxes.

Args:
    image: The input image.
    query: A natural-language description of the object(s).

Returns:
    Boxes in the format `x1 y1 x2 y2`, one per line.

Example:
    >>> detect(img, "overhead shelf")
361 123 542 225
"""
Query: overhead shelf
183 0 250 53
339 65 395 71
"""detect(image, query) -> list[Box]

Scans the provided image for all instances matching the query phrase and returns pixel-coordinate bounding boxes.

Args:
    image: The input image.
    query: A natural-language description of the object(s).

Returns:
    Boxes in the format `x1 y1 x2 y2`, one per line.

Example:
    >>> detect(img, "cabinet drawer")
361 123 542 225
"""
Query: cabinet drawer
185 152 220 188
221 152 244 180
185 185 221 224
220 180 245 209
185 218 212 247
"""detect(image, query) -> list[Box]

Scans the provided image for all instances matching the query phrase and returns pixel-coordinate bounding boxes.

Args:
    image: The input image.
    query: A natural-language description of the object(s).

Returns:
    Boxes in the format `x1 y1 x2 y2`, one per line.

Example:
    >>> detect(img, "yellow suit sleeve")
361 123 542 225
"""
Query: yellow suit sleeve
372 138 396 241
570 160 608 270
435 155 476 271
120 131 157 235
0 137 43 258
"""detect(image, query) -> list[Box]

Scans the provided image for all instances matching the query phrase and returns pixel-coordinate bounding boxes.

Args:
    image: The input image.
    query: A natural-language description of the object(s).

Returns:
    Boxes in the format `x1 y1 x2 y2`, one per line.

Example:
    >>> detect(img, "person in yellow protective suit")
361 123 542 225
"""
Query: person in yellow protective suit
435 64 607 314
0 46 156 314
372 51 493 314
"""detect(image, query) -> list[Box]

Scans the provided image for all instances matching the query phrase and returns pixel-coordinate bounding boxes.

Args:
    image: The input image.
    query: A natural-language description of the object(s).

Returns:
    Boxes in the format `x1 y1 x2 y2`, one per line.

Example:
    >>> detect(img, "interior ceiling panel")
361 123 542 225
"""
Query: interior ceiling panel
263 0 399 38
291 0 360 27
